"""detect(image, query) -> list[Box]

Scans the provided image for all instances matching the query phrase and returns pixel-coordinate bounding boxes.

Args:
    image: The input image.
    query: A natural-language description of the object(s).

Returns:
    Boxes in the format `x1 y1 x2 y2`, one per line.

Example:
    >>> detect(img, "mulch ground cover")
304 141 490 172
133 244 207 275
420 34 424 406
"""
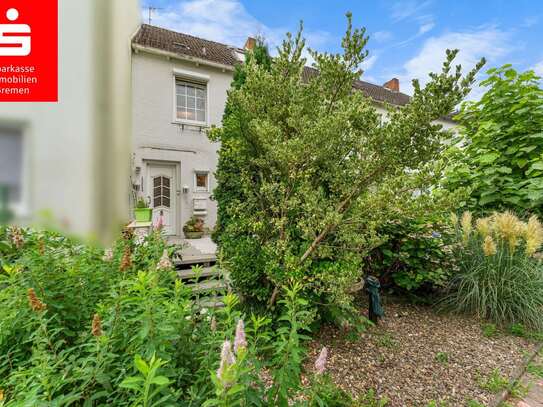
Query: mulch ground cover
307 296 539 406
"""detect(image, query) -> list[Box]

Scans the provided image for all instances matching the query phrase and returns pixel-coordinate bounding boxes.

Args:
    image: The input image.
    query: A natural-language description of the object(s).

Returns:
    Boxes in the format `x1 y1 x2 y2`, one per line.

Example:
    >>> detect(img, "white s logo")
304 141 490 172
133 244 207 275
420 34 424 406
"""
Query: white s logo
0 8 31 56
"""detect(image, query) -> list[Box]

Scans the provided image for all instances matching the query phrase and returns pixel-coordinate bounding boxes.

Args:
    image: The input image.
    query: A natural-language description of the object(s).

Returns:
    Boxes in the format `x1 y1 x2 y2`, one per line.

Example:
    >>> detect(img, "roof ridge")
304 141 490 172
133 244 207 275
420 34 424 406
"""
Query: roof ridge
141 24 239 50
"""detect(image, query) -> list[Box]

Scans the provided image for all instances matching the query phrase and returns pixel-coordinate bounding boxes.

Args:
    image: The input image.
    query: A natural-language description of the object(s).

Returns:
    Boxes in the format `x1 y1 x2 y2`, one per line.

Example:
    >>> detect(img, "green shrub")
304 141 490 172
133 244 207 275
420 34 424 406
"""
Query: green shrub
211 14 482 322
441 211 543 330
365 214 453 292
445 66 543 215
0 227 339 406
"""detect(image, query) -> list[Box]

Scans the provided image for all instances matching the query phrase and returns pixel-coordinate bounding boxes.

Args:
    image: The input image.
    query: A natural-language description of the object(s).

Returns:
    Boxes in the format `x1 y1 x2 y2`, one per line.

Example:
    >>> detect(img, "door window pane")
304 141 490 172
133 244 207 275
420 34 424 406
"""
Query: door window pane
152 176 171 208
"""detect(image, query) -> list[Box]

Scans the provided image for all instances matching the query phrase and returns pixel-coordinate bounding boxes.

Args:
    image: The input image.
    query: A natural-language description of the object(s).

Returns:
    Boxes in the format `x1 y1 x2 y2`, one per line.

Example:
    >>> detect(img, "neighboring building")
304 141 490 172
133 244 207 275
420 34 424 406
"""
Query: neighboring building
131 24 456 238
0 0 141 243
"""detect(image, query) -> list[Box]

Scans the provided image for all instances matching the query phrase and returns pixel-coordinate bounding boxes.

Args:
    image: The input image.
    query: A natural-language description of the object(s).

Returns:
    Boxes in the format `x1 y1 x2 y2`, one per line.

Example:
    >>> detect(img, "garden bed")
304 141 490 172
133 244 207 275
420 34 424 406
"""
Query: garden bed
308 297 539 406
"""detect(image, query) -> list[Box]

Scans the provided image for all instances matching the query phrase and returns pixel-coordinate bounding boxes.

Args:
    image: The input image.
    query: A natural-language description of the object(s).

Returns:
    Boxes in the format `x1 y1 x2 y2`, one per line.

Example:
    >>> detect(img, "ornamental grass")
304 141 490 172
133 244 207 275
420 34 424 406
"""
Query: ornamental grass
442 211 543 330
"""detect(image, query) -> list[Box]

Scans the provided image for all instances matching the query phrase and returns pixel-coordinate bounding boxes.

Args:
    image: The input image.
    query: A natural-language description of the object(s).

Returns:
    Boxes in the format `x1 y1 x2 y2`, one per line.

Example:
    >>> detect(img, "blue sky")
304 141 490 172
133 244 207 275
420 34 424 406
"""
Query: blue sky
141 0 543 98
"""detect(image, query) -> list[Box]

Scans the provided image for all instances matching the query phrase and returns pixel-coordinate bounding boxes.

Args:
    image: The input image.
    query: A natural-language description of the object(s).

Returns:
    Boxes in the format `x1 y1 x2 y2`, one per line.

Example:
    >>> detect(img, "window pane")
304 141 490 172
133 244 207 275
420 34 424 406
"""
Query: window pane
175 81 206 122
196 173 208 188
177 109 188 120
185 109 196 120
163 177 170 187
176 84 186 95
0 128 22 204
187 96 196 109
163 196 170 207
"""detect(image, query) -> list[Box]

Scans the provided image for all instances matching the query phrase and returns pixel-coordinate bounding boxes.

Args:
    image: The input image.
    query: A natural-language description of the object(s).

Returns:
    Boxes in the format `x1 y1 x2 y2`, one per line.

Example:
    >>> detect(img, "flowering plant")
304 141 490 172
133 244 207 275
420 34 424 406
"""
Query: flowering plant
443 211 543 329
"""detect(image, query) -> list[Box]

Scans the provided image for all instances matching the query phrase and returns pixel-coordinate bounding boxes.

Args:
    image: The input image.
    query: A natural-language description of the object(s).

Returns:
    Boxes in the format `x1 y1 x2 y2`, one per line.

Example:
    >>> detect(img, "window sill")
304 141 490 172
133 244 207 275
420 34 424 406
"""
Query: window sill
172 120 209 128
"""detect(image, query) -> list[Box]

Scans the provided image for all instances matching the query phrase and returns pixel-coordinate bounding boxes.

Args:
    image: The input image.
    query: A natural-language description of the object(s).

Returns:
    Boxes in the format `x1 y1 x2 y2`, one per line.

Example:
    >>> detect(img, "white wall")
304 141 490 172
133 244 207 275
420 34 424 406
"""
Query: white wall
0 0 140 242
132 51 234 235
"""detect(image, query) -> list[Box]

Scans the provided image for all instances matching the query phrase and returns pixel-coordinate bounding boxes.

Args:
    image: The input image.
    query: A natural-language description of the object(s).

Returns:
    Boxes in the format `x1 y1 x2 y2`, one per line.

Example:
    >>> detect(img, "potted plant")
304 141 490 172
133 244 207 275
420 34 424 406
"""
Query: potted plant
134 198 152 222
183 216 205 239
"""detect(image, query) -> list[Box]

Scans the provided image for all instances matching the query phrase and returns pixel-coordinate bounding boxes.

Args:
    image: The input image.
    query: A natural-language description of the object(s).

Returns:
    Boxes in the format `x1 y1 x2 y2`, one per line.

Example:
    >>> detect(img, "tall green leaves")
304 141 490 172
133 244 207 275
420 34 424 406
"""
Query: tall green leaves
211 13 482 316
445 65 543 215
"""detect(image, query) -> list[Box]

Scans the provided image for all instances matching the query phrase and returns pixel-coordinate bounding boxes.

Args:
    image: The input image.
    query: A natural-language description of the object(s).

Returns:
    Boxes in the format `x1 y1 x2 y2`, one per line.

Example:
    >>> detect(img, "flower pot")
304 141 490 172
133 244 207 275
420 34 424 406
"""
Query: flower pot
184 230 204 239
134 208 152 222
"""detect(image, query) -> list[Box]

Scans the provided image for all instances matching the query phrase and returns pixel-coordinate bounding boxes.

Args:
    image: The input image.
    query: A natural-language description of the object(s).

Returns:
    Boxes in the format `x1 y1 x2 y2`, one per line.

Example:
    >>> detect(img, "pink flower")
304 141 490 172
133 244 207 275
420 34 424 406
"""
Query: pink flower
217 340 235 387
234 320 247 354
154 214 164 230
315 347 328 374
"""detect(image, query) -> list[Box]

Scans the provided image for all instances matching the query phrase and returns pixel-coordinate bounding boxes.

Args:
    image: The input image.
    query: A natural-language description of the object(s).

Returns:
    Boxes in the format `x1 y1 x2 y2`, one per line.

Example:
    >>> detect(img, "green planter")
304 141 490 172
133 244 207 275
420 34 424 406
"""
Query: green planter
184 230 204 239
134 208 152 222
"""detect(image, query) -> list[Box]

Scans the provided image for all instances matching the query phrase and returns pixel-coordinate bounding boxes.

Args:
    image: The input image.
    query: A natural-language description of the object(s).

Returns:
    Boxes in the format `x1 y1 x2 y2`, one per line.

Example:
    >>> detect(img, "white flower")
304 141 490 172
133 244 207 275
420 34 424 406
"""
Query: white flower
156 249 172 270
102 248 113 262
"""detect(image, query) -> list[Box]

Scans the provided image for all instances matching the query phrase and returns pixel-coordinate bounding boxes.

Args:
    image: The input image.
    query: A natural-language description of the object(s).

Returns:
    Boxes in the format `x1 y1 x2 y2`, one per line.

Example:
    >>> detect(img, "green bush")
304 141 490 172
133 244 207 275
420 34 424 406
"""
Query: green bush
445 66 543 215
441 211 543 329
365 214 453 292
211 15 482 323
0 226 343 406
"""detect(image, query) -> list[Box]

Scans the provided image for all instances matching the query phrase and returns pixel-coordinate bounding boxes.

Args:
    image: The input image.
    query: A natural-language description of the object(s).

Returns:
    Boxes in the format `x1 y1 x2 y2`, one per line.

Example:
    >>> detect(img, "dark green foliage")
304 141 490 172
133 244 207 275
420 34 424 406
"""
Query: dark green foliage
445 65 543 215
366 214 453 292
211 14 483 320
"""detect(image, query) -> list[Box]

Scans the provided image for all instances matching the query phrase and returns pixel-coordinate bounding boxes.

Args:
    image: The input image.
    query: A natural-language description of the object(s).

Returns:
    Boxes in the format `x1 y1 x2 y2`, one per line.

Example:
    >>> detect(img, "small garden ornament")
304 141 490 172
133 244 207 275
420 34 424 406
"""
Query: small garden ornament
365 275 384 324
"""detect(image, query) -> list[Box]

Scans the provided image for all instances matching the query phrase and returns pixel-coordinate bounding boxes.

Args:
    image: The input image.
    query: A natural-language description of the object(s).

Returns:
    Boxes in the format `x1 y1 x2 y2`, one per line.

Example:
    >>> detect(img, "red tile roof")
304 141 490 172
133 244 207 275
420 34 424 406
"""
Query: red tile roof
132 24 449 116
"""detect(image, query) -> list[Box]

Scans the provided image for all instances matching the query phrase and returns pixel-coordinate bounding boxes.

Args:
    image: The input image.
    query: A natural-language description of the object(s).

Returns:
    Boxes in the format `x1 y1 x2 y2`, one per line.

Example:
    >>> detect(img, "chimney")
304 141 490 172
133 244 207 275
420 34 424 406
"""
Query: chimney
383 78 399 92
244 37 256 51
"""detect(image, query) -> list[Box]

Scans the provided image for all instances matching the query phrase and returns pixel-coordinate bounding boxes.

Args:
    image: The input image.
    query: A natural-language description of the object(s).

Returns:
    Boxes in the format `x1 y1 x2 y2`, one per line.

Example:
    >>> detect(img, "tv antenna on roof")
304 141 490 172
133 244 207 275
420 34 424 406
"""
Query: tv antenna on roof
147 5 162 25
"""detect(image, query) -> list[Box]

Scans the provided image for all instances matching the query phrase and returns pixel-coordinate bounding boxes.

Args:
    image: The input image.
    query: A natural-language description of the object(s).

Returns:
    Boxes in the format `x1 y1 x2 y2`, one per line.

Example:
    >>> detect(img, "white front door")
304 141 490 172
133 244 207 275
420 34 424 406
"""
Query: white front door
146 163 177 236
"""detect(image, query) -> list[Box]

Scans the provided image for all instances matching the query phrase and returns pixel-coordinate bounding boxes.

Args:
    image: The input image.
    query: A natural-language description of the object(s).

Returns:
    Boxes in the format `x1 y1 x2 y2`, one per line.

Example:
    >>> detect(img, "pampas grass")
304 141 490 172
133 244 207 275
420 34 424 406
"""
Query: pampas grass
441 211 543 330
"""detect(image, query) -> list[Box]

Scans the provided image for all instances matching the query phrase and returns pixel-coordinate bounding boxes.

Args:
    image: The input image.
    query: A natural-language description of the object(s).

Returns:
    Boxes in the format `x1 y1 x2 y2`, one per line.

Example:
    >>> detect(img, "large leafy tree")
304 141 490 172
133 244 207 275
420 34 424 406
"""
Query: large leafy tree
445 65 543 215
210 14 483 316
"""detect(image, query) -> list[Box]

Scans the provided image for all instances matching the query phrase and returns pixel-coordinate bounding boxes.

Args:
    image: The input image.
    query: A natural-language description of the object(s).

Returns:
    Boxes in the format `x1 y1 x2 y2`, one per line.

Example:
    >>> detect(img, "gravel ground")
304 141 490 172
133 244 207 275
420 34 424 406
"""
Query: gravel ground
307 297 538 406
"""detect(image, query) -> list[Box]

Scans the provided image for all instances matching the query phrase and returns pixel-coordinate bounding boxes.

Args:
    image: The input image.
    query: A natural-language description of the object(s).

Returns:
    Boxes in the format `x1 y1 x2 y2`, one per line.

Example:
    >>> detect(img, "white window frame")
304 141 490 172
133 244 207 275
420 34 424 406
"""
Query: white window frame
0 124 29 217
194 170 210 193
172 68 210 126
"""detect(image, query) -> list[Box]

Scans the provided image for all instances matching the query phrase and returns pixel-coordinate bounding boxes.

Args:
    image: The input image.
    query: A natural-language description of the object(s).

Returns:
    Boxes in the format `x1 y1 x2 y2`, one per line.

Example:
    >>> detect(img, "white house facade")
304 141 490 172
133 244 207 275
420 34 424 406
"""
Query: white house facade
131 25 456 239
0 0 140 243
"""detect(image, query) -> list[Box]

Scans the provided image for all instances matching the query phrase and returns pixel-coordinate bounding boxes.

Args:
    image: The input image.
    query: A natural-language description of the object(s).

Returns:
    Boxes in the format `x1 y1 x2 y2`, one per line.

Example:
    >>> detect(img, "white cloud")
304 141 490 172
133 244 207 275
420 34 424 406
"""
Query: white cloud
360 54 378 72
145 0 330 52
372 30 393 43
398 26 513 98
390 0 432 22
418 21 435 35
521 15 539 28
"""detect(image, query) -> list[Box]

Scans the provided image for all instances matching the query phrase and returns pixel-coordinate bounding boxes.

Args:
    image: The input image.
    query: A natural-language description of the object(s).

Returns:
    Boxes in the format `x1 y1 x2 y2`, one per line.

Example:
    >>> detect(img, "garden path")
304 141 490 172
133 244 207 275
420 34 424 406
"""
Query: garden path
516 352 543 407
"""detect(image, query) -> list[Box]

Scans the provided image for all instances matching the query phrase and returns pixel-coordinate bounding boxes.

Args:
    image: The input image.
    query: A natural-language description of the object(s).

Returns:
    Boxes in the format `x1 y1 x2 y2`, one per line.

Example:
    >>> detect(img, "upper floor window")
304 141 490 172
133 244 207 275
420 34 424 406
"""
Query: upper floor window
0 128 23 206
176 80 206 124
